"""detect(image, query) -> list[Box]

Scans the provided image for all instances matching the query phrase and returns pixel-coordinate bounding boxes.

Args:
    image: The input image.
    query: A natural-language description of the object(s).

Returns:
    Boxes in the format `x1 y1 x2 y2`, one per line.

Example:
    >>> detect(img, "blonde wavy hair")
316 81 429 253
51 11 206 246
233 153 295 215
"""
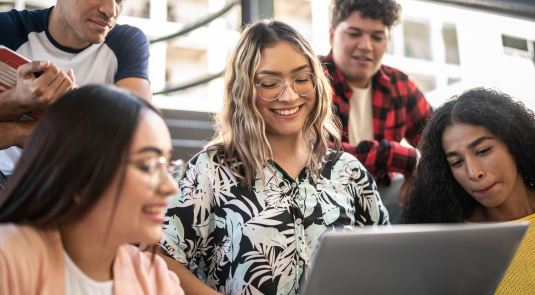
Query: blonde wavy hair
206 19 341 188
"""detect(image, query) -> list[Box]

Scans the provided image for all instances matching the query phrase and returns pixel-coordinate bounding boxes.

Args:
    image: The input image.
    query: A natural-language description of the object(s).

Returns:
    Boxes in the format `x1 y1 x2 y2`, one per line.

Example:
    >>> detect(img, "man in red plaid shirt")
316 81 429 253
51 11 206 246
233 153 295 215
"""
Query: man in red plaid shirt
320 0 433 221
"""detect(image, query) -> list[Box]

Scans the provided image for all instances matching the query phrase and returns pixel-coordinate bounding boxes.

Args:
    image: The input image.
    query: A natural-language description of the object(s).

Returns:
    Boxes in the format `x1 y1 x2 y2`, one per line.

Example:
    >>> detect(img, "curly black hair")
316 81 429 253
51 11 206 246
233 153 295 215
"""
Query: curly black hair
331 0 401 29
400 87 535 224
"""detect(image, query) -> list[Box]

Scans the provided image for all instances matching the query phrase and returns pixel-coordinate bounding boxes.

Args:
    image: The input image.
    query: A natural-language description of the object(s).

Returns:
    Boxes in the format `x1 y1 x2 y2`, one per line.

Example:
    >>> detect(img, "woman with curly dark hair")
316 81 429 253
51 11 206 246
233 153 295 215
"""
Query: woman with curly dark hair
401 87 535 294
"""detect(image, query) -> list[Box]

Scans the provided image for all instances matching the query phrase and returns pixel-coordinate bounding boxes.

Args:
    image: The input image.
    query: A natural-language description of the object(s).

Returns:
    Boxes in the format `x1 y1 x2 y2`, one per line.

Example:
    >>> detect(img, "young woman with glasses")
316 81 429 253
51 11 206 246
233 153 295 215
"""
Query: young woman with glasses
0 85 186 295
400 88 535 294
157 20 390 295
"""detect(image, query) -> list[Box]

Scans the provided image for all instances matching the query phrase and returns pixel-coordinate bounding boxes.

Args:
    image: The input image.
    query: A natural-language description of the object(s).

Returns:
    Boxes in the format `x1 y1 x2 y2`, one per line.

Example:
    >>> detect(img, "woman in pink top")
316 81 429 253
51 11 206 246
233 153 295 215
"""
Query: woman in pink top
0 85 186 295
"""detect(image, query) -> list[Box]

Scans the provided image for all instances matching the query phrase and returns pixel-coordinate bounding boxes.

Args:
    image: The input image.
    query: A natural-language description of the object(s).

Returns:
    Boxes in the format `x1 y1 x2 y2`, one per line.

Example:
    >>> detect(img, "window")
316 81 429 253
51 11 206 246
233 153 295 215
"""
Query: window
409 73 436 93
502 35 528 51
447 77 461 85
387 34 395 55
502 35 531 58
443 24 460 65
403 20 432 61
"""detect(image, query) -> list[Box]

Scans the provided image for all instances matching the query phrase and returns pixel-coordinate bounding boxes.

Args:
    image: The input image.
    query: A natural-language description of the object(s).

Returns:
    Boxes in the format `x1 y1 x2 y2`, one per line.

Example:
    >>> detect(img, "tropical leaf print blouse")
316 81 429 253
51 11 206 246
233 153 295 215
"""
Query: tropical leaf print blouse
159 150 390 295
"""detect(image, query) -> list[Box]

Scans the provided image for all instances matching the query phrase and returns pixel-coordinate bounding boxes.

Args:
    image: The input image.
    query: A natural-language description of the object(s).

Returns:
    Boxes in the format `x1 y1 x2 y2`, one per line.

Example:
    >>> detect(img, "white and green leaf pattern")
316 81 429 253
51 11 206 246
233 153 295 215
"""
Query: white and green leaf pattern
159 151 389 295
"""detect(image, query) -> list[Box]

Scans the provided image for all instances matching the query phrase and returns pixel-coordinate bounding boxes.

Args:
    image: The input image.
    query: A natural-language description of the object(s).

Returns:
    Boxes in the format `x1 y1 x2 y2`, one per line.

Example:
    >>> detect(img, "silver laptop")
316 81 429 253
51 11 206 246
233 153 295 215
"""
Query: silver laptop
299 222 529 295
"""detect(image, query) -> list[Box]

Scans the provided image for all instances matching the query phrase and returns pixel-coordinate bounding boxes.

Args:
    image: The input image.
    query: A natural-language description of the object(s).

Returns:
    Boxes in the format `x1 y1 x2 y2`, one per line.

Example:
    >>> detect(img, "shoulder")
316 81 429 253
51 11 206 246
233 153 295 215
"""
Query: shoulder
115 245 184 295
334 151 367 171
318 54 336 73
188 149 241 170
0 8 47 31
105 24 148 51
0 223 24 248
321 150 369 178
104 24 149 80
0 224 63 260
380 64 410 81
187 150 217 168
0 8 48 50
325 150 364 168
327 151 373 182
180 151 216 187
106 24 147 42
0 223 54 251
183 149 242 183
377 65 424 101
0 224 64 294
318 54 333 64
116 244 163 271
520 212 535 224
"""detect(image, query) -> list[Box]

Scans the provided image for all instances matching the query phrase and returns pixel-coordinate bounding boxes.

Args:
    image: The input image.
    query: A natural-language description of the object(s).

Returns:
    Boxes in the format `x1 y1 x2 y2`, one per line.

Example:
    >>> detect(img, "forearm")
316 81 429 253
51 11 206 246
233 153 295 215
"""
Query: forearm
0 121 35 149
0 88 31 121
156 247 221 295
342 140 418 178
386 144 418 177
115 78 152 102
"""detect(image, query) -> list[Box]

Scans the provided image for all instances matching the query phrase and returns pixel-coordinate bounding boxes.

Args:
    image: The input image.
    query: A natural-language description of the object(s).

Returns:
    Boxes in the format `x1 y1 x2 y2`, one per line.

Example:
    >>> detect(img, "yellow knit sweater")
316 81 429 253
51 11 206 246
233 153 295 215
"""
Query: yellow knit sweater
494 213 535 295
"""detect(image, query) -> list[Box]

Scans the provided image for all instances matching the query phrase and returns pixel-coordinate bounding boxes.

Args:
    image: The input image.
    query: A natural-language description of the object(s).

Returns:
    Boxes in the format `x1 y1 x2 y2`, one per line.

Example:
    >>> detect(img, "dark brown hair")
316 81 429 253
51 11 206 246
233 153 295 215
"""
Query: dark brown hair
0 85 159 228
401 88 535 223
331 0 401 29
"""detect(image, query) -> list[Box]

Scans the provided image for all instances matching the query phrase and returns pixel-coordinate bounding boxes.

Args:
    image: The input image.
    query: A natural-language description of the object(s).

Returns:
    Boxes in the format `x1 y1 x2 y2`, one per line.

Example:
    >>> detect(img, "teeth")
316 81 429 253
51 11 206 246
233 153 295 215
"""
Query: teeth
273 106 299 116
143 206 166 215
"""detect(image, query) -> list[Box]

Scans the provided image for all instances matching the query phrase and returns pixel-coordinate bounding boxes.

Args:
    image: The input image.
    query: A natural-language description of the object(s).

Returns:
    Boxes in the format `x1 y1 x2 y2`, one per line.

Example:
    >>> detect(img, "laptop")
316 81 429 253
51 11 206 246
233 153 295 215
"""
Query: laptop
299 222 529 295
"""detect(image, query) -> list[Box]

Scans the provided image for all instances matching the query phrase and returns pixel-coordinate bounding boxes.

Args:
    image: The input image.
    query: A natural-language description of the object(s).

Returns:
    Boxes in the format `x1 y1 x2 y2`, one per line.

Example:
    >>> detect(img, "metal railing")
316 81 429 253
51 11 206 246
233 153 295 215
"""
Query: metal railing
150 1 240 95
149 0 240 44
150 0 277 95
153 70 225 96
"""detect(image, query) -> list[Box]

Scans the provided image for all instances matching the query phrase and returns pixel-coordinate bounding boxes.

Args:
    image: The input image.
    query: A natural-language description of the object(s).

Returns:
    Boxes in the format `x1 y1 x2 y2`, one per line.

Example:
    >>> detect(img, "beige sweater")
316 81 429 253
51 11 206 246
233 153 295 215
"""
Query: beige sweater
0 223 185 295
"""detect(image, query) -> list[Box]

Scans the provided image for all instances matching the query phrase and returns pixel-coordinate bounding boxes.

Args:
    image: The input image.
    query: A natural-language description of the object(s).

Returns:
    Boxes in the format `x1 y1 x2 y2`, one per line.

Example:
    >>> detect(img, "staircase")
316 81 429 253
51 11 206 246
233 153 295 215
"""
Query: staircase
161 109 216 161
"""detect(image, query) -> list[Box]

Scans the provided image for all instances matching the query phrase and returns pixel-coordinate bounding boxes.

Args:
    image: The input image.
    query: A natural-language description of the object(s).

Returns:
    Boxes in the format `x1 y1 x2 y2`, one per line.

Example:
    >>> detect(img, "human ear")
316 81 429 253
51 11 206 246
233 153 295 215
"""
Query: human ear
329 27 335 46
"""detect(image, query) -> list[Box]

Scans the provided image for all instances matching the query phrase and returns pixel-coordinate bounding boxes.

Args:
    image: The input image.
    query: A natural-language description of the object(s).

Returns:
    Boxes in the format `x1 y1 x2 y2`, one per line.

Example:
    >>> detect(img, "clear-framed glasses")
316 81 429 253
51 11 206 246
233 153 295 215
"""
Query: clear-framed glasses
255 72 317 101
132 157 186 191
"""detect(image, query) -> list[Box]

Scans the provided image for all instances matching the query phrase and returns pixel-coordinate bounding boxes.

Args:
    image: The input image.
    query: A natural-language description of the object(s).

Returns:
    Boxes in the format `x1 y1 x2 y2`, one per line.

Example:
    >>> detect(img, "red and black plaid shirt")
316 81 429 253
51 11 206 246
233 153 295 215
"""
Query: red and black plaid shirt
320 52 433 184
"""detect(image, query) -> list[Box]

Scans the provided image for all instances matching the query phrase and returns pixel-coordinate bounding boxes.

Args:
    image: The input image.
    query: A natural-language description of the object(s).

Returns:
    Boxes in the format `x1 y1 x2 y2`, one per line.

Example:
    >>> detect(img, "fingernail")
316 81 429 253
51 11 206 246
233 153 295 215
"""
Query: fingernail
40 61 47 67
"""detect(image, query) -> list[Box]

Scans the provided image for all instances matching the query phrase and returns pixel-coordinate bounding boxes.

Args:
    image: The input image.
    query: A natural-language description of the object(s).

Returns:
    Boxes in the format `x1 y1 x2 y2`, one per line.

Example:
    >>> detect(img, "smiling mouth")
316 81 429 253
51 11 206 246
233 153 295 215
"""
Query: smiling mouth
91 20 111 30
353 56 372 61
271 105 300 116
142 205 167 215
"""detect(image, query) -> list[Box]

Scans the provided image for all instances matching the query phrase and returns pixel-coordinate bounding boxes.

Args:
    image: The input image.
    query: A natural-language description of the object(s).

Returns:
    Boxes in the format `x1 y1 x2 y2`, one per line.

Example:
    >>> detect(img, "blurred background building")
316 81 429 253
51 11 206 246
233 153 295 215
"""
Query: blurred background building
2 0 535 159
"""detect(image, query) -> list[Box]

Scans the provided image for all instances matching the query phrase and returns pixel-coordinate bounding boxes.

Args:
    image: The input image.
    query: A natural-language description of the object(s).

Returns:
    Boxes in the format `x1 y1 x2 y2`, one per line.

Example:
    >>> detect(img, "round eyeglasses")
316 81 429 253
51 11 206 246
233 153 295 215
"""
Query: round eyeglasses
255 72 317 101
132 157 186 191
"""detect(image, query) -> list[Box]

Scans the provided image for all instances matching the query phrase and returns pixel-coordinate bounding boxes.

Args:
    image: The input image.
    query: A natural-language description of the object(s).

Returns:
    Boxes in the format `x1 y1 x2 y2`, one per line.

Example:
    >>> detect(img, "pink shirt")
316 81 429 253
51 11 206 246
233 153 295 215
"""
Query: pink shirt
0 223 185 295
